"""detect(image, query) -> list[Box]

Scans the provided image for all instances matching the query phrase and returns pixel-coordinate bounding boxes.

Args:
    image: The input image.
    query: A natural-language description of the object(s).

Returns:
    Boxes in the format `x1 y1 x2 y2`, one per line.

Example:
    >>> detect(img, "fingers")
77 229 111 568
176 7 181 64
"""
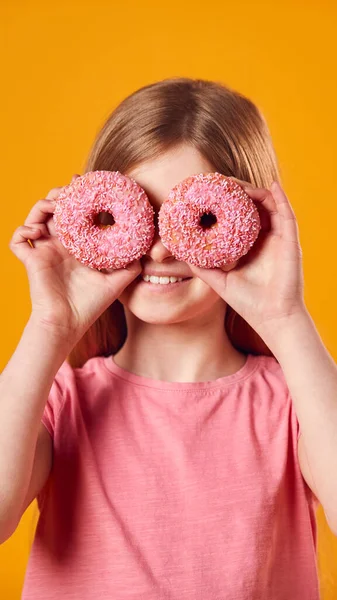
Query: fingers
270 182 299 244
24 198 58 239
229 177 279 235
242 186 276 210
100 260 142 278
24 175 81 235
99 260 142 298
45 187 64 201
25 175 81 226
229 175 276 217
229 176 256 190
221 260 239 272
24 199 56 227
9 224 48 262
188 264 228 299
11 224 49 245
10 174 81 262
45 174 81 200
241 186 281 236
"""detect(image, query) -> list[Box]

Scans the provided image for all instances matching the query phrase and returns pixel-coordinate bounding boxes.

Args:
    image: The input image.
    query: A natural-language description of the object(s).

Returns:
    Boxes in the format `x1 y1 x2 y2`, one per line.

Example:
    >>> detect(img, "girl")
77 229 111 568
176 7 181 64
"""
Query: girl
1 77 337 600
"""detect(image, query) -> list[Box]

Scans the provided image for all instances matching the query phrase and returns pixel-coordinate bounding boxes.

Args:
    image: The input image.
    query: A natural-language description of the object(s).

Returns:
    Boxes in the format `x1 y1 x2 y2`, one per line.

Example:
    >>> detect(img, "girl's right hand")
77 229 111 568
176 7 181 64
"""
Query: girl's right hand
9 175 141 344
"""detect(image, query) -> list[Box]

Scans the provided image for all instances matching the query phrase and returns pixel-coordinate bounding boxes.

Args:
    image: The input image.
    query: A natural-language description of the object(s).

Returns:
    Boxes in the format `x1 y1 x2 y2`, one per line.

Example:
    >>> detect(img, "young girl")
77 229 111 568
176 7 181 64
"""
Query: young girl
1 77 337 599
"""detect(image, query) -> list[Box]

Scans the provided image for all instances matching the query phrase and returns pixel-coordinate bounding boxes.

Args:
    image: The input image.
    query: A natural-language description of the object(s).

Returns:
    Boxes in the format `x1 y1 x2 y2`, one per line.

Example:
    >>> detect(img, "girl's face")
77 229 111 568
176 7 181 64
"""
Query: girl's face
118 144 237 325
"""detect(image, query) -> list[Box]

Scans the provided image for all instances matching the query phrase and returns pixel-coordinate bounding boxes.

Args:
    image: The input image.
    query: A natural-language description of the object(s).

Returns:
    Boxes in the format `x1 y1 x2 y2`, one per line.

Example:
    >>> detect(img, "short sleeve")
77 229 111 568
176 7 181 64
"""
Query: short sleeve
41 360 73 438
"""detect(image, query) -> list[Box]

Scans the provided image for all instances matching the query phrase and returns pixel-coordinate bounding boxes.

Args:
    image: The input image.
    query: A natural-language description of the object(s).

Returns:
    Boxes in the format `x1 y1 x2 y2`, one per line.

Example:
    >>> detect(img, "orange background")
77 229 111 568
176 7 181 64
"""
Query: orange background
2 0 337 597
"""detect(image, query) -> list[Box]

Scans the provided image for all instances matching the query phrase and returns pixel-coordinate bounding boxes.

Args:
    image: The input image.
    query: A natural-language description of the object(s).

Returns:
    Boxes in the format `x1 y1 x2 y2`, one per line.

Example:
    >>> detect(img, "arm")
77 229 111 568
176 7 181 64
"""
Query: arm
188 179 337 534
260 310 337 535
0 316 72 543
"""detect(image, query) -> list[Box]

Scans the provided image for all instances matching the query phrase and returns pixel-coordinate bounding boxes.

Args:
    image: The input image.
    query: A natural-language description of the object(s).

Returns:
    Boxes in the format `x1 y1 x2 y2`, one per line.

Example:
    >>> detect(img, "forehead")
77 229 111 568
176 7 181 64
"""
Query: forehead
126 144 215 210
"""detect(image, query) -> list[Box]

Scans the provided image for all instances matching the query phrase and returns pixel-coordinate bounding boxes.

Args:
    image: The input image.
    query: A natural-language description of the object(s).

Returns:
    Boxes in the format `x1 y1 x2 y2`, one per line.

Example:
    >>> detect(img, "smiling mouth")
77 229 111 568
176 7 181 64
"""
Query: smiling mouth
138 275 192 285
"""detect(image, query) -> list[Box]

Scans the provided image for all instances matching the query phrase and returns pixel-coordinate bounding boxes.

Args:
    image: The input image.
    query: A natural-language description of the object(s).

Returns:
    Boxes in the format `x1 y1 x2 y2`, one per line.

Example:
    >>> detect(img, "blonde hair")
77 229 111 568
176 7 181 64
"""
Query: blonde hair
68 77 281 368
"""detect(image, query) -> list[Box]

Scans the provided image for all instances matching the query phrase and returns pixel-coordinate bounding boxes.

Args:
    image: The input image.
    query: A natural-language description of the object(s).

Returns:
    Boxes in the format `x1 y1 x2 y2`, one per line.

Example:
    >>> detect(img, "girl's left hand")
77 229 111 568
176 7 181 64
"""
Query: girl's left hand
189 179 307 337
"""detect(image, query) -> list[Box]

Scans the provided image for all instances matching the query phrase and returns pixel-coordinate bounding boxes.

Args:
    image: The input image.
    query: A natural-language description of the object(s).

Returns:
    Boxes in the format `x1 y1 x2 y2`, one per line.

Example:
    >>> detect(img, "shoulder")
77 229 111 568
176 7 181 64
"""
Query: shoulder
249 353 289 394
53 354 113 387
42 355 113 435
245 354 298 431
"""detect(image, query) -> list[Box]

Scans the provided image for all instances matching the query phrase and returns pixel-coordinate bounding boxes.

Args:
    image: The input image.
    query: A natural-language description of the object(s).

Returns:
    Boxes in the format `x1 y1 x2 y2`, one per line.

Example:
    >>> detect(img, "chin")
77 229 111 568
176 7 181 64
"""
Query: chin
127 310 185 326
119 280 225 326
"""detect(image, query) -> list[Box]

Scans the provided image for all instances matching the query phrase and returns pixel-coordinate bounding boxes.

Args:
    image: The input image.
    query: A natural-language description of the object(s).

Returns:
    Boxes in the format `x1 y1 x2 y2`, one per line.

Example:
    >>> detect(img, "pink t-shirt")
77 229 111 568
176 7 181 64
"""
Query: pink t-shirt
21 353 320 599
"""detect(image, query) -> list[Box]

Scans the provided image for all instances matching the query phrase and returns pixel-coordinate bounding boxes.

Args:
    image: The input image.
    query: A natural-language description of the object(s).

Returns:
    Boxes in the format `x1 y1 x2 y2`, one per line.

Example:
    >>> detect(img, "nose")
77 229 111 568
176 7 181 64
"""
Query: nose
145 226 173 263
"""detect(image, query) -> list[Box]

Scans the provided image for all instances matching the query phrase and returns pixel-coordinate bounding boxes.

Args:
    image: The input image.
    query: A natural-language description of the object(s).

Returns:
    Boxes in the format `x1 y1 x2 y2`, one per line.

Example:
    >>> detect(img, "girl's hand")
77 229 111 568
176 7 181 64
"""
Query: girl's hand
188 178 307 338
9 175 141 345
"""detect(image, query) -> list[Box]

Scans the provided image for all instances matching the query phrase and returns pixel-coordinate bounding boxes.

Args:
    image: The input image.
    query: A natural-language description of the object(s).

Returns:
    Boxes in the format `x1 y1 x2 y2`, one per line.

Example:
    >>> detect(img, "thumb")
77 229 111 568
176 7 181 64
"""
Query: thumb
188 264 230 299
96 260 142 299
100 259 142 278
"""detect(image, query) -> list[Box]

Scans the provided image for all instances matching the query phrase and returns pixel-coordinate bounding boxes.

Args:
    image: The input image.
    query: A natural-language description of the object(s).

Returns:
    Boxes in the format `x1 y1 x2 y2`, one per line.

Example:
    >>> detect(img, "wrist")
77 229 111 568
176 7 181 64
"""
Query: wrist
256 308 314 356
27 313 77 353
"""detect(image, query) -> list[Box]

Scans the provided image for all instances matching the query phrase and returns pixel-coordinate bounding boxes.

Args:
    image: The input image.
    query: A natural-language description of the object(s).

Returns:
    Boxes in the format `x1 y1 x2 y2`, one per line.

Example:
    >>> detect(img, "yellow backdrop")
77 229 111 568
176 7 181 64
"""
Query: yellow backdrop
1 0 337 597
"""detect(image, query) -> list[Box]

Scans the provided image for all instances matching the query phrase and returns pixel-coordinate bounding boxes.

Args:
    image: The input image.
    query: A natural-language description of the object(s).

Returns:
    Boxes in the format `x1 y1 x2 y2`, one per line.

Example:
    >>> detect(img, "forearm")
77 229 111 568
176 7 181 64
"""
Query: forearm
260 310 337 525
0 316 72 531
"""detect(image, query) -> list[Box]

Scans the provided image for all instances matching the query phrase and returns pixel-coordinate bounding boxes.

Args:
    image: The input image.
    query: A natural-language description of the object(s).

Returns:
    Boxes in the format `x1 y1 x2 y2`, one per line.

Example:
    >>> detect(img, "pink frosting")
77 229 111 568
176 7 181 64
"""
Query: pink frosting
158 172 261 268
53 171 155 270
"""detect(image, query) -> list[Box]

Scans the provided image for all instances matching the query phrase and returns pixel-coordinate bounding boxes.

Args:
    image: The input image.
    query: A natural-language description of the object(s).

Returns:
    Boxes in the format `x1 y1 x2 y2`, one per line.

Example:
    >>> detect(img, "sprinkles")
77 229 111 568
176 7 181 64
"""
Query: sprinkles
53 171 155 270
158 172 261 268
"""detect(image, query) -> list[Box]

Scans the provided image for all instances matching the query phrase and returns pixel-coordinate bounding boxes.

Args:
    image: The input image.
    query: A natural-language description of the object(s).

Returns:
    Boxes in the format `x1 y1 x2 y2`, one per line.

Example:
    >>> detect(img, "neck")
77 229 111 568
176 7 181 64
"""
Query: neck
113 305 247 383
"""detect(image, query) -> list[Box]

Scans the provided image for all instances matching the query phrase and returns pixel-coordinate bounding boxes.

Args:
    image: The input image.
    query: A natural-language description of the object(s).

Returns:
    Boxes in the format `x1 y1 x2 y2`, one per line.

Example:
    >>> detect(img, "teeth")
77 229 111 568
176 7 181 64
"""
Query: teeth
142 275 183 284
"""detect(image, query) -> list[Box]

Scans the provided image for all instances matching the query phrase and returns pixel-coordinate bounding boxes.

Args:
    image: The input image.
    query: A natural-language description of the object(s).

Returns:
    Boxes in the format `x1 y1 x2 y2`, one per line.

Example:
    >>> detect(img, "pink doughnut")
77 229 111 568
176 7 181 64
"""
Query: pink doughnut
158 172 261 268
53 171 155 270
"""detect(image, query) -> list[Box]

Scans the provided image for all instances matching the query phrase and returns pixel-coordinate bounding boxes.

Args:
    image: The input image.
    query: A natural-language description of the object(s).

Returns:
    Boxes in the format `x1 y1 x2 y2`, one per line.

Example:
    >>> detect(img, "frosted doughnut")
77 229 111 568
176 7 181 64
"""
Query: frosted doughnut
53 171 155 270
158 172 261 268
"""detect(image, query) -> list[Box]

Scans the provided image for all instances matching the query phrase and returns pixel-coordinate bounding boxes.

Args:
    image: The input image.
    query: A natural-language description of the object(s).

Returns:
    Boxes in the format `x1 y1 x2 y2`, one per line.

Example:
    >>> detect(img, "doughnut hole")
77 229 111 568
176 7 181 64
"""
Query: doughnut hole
199 212 217 230
93 211 115 229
